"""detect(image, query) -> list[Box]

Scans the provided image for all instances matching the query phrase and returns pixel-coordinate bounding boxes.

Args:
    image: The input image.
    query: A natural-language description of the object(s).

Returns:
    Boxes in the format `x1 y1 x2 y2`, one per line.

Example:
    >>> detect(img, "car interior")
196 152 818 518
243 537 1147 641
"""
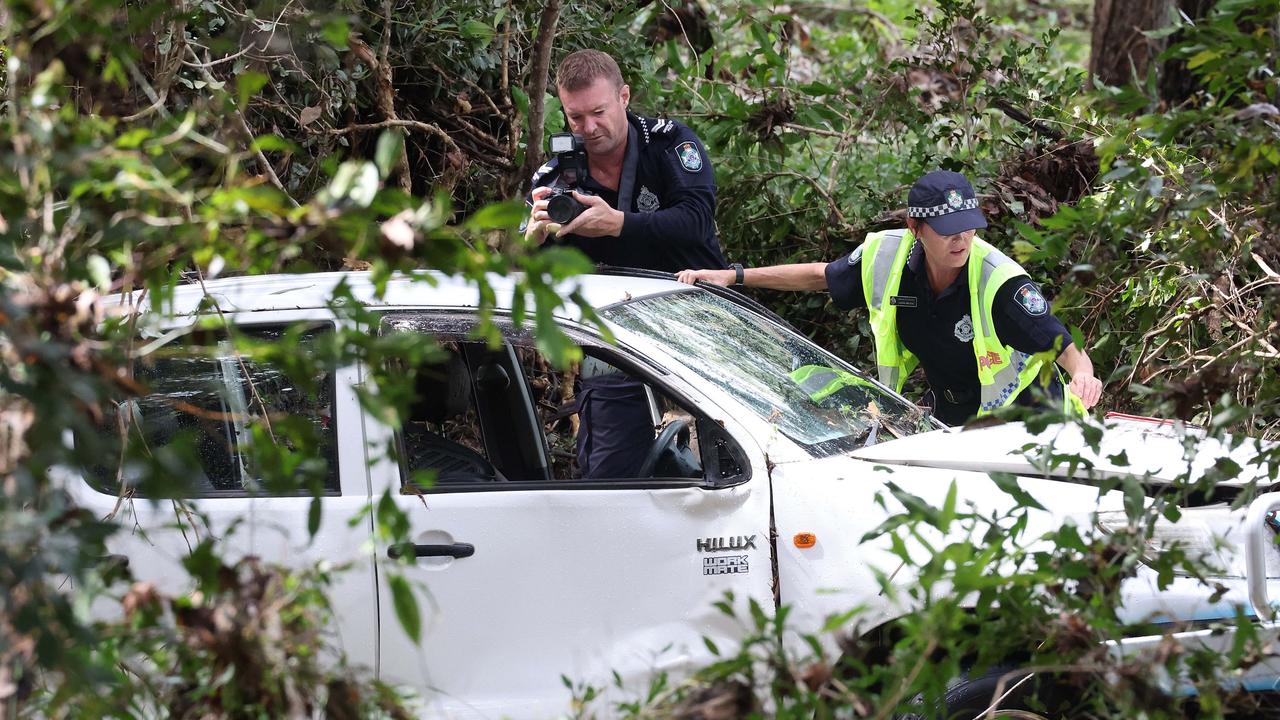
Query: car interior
394 334 750 490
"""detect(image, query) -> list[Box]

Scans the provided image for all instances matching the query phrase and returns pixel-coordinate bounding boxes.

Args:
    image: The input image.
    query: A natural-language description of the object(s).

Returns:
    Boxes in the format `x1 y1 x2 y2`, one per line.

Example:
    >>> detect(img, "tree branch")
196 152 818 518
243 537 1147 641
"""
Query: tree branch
318 119 460 153
757 171 851 229
990 97 1066 141
183 46 295 205
520 0 563 189
350 36 412 193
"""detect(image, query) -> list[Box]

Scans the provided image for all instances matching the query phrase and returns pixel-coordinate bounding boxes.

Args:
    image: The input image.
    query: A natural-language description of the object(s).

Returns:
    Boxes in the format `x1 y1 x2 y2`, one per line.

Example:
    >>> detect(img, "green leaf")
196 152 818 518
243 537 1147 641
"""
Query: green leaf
1101 165 1135 182
308 497 322 537
989 472 1046 511
182 540 223 589
323 161 380 208
939 480 957 533
1186 49 1220 69
86 254 111 291
461 19 493 41
747 597 768 630
374 130 405 179
322 17 350 48
543 95 564 133
237 71 269 109
251 134 295 153
798 81 839 96
388 574 421 643
511 87 529 116
465 201 526 231
115 128 151 149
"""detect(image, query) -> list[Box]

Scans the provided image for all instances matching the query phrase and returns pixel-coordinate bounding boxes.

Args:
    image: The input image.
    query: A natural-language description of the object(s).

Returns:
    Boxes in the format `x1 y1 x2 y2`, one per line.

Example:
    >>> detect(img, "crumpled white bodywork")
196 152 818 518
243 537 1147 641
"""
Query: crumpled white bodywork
77 271 1280 714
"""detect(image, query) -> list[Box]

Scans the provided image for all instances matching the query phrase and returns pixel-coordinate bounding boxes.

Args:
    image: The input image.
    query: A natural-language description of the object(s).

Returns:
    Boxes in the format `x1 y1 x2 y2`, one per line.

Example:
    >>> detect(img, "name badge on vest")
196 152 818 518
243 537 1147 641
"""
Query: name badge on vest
890 295 917 308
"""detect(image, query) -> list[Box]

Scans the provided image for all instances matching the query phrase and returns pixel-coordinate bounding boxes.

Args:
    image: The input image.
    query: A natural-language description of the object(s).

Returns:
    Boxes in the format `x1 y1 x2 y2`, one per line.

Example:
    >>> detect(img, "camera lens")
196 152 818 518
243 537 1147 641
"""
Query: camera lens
547 194 586 224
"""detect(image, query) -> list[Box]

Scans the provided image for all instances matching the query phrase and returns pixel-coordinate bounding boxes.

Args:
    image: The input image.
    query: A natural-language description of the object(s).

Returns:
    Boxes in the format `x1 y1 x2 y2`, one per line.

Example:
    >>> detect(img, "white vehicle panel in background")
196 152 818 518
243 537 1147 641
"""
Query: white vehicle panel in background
771 454 1126 644
852 419 1272 488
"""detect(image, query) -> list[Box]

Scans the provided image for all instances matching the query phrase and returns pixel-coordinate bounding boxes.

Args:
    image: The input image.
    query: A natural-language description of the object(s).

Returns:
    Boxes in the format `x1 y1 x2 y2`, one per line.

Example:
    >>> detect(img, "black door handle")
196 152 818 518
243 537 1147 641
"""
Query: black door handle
387 542 475 560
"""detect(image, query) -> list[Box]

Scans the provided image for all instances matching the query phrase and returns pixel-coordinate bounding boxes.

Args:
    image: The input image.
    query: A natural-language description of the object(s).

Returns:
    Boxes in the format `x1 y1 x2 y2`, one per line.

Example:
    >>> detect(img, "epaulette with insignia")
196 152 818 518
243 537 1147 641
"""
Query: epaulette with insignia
633 113 677 146
649 118 675 135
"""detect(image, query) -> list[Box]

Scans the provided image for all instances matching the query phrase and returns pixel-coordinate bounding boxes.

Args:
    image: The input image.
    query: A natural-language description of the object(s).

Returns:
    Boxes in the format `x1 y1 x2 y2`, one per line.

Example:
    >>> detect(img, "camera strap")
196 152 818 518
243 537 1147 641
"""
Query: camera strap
615 123 641 212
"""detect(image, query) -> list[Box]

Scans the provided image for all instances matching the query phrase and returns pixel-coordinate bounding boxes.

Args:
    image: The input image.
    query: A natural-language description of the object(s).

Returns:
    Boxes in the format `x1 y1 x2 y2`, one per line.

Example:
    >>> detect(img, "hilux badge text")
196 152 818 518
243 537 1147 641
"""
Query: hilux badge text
697 535 757 552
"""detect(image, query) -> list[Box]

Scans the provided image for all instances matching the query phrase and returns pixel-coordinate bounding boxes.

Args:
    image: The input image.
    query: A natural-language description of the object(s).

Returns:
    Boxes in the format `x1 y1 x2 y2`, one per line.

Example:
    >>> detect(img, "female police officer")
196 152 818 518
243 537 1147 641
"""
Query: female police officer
676 170 1103 425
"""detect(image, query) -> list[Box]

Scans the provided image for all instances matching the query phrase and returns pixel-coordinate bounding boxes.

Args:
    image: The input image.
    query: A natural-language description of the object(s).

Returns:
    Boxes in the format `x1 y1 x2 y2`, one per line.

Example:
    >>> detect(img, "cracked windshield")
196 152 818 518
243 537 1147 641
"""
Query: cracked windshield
602 291 935 456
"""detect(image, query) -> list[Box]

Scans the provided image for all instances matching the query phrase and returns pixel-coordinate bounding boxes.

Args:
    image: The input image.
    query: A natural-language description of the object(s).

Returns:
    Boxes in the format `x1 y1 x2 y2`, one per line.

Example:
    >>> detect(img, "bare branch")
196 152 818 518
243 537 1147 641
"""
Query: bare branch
319 119 460 153
757 171 851 229
520 0 563 188
990 97 1066 141
350 36 412 193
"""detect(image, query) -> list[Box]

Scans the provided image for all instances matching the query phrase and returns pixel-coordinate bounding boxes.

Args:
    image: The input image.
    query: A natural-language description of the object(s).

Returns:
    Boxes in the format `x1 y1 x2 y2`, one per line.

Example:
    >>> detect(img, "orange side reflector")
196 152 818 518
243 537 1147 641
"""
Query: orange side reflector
794 533 817 549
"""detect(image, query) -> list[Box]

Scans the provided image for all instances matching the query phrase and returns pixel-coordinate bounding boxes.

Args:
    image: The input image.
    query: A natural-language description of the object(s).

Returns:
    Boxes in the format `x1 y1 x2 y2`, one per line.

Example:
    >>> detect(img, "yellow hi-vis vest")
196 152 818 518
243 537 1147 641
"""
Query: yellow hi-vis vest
789 365 876 403
858 229 1083 417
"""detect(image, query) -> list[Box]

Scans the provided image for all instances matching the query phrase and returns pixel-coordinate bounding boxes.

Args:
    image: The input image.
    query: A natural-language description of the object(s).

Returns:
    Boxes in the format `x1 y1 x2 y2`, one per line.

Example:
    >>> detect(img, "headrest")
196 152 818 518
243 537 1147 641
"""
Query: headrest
411 350 472 424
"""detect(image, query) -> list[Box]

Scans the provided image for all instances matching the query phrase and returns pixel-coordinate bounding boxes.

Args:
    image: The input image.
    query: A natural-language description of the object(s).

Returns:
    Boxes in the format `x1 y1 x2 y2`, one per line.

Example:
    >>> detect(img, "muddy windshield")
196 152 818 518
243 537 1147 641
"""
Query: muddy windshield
600 290 935 456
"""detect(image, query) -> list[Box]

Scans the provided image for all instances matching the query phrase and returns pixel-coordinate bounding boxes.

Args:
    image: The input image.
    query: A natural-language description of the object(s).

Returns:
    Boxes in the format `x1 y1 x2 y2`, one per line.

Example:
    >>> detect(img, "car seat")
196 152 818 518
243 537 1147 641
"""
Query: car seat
402 350 503 484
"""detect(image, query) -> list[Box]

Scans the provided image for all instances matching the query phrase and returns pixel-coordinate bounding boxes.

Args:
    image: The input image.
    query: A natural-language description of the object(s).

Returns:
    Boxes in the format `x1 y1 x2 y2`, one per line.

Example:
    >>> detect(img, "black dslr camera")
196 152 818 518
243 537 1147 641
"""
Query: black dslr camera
545 132 592 225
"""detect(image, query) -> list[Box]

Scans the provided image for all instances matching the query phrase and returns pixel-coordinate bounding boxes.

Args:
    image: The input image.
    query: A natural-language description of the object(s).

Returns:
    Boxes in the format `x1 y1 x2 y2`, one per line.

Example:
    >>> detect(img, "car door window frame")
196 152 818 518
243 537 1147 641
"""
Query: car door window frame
86 315 345 499
380 311 752 493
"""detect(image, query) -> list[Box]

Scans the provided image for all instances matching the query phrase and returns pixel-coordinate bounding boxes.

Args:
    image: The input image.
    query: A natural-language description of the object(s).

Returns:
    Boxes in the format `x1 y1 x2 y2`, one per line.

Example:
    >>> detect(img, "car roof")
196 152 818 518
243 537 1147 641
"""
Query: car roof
117 270 691 320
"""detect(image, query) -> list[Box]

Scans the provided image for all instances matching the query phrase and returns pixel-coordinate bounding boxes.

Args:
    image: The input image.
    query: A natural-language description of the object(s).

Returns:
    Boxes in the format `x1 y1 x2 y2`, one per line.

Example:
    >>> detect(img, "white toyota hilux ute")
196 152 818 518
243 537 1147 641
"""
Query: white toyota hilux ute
58 270 1280 716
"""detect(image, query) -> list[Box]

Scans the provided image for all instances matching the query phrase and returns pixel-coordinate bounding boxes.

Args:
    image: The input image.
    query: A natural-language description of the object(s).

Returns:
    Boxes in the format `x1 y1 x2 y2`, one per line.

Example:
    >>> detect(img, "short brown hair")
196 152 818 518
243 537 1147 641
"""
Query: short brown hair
555 49 624 92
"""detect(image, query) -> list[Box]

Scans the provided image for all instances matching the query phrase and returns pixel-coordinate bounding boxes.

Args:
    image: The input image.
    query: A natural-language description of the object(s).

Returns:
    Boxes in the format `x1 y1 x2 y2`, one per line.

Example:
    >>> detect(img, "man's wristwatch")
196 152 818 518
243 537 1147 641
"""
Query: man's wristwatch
730 262 744 286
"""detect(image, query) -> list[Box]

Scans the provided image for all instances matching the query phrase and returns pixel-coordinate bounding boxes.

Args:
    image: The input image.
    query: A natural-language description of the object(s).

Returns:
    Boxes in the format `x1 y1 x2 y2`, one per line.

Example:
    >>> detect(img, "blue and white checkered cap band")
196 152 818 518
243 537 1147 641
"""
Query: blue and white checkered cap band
908 197 980 218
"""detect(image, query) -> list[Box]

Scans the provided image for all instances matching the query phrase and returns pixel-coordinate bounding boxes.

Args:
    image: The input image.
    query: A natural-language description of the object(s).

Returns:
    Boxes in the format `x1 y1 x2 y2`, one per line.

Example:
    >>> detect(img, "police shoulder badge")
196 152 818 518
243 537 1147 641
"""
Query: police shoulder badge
946 189 963 209
1014 282 1048 317
954 314 975 342
676 141 703 172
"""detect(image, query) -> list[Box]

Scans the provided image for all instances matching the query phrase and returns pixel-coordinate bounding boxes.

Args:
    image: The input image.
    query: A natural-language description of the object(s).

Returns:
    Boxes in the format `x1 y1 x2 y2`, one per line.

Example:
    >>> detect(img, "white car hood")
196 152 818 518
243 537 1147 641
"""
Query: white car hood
850 418 1275 489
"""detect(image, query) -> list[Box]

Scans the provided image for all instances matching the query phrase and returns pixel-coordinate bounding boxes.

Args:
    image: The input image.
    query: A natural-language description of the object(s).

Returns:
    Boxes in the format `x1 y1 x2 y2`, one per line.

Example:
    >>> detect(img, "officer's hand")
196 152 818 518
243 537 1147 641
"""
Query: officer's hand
523 186 561 245
676 269 735 287
557 191 623 238
1070 373 1103 409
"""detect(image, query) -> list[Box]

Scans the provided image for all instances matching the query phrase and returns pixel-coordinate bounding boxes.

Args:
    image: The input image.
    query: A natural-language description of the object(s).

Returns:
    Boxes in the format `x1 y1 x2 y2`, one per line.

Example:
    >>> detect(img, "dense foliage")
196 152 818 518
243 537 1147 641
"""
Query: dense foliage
1 0 1278 717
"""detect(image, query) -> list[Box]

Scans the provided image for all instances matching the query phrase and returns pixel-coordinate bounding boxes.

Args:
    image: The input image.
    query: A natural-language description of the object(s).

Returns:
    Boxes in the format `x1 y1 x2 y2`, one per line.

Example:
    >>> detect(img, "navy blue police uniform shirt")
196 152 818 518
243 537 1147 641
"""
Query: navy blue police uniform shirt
824 240 1071 425
525 111 727 272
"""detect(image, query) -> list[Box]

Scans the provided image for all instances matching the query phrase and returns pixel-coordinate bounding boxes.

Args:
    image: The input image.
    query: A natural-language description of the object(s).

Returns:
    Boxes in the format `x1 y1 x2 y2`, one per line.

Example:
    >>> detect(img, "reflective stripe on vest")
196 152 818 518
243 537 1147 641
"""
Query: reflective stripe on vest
969 239 1030 412
790 365 875 403
859 230 917 391
967 239 1084 416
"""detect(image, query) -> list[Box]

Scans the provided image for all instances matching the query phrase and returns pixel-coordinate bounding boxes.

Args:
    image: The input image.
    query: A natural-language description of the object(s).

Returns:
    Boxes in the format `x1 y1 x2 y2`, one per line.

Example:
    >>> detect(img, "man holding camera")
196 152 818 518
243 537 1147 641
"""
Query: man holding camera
522 49 726 480
522 49 727 273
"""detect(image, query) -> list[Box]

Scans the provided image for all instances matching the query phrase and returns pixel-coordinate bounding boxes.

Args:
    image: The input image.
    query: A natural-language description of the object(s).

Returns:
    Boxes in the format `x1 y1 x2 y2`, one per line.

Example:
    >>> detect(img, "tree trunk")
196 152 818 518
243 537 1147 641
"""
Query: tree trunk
1158 0 1220 103
518 0 564 193
1091 0 1220 104
1089 0 1172 89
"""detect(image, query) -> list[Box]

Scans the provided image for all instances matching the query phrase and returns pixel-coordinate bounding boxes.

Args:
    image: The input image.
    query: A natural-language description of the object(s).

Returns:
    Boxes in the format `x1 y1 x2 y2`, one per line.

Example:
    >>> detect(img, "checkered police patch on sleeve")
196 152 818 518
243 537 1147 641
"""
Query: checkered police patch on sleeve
676 141 703 172
1014 281 1048 316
